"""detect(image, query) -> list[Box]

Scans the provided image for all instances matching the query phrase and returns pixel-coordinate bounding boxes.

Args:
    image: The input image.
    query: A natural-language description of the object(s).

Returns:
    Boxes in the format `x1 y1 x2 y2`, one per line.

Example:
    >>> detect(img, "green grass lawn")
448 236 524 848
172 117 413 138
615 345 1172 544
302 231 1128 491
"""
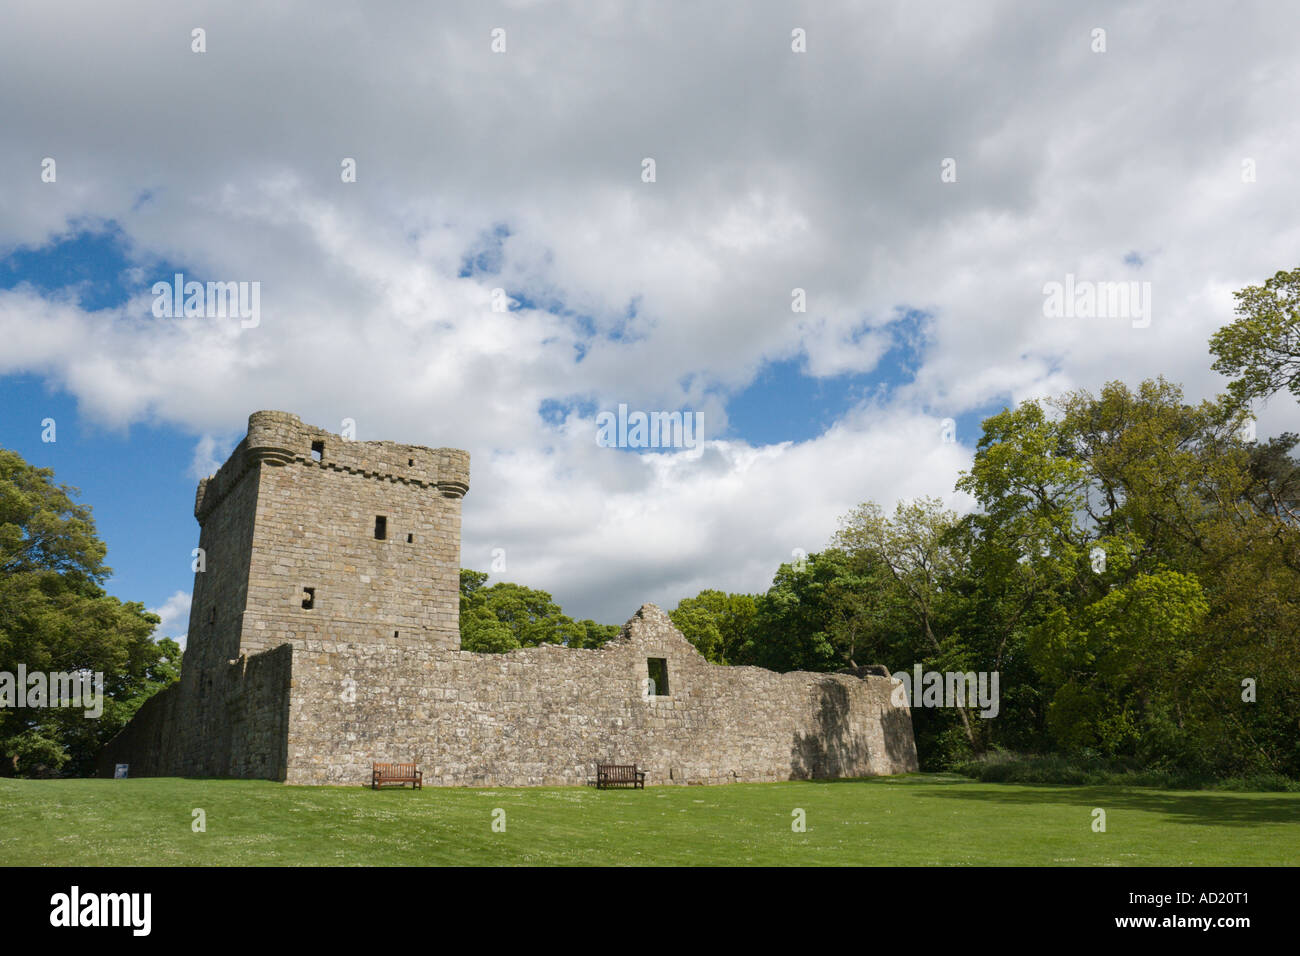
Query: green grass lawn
2 773 1297 866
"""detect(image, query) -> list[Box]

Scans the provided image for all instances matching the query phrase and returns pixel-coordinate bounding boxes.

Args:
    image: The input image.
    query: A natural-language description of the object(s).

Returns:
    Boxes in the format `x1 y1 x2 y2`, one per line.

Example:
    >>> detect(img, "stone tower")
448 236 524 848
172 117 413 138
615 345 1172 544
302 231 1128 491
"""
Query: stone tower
187 410 470 666
169 411 468 773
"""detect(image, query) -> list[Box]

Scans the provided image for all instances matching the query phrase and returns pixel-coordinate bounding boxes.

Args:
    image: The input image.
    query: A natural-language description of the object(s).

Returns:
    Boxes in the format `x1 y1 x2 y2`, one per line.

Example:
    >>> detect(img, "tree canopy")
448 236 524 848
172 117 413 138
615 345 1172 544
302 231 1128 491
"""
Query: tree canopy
1210 266 1300 405
0 449 180 776
458 569 618 652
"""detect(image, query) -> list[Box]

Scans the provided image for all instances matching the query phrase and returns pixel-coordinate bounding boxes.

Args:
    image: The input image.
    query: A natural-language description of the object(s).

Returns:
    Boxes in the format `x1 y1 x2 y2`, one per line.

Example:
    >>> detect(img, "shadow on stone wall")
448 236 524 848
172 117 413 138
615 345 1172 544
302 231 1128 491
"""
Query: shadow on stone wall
880 703 917 770
97 681 181 777
96 642 292 780
789 679 873 779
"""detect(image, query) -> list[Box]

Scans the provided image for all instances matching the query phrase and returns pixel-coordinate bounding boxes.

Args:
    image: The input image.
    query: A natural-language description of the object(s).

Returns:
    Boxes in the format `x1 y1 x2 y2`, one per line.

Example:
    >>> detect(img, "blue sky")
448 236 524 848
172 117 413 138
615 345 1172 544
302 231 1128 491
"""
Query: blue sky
3 1 1297 628
1 228 203 633
0 373 199 618
1 226 1002 635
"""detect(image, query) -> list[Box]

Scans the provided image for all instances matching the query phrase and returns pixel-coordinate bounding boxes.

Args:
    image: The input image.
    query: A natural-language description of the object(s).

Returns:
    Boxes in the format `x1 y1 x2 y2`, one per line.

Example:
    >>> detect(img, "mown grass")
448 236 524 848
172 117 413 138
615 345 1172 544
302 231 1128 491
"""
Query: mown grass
1 773 1297 866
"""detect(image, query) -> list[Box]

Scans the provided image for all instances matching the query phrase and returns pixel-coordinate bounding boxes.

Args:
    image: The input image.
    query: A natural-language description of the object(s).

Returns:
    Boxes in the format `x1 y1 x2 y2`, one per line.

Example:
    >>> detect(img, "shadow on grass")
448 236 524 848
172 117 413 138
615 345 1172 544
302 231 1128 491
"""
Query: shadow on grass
793 773 973 786
915 780 1300 827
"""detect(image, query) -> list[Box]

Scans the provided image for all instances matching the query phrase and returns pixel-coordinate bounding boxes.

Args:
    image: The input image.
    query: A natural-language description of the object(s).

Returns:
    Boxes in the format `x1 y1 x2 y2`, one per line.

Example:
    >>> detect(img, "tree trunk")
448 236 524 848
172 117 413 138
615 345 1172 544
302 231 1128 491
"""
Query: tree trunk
924 614 982 755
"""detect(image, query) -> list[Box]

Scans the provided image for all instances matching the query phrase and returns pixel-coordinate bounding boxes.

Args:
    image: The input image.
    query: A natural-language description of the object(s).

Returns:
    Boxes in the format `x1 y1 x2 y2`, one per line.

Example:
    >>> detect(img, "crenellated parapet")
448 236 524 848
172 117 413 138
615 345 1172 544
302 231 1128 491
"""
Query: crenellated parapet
194 436 254 522
195 411 470 522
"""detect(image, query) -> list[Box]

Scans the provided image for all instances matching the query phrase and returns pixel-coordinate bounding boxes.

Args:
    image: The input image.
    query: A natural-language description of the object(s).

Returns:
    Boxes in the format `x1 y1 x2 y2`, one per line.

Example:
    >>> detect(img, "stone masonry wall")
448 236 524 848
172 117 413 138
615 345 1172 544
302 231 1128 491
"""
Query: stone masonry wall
98 644 291 780
96 681 181 778
283 604 917 786
179 448 263 767
99 411 919 786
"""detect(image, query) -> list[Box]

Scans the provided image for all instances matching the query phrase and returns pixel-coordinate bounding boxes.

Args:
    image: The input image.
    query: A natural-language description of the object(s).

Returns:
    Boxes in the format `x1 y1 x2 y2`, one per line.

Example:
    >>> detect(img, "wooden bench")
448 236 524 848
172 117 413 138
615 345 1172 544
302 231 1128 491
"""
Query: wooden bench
372 762 422 789
596 764 646 789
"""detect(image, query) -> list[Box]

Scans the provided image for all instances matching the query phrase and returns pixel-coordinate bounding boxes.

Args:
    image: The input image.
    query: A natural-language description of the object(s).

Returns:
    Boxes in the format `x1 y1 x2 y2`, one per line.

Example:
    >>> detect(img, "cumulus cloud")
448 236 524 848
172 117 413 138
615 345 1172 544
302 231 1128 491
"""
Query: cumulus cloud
148 591 191 646
189 435 225 480
2 1 1298 620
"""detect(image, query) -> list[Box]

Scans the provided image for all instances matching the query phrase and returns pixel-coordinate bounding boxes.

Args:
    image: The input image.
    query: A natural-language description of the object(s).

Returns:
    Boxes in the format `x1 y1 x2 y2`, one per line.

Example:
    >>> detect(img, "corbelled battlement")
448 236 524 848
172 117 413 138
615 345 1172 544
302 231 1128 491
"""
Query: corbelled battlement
196 411 470 521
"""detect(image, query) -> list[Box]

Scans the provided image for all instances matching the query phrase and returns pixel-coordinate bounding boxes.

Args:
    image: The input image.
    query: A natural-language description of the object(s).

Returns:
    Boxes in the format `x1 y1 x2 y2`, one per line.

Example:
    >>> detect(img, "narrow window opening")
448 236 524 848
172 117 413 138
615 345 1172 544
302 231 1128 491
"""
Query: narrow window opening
406 533 414 543
311 440 324 462
374 516 387 540
302 587 315 610
394 630 399 639
647 658 670 697
408 458 414 466
208 607 216 625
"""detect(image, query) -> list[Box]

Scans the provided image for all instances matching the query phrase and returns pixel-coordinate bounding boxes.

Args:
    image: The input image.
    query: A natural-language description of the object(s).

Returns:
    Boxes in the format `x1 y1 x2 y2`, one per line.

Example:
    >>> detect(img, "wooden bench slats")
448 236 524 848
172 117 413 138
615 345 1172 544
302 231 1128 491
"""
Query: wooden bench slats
372 762 422 789
596 763 646 789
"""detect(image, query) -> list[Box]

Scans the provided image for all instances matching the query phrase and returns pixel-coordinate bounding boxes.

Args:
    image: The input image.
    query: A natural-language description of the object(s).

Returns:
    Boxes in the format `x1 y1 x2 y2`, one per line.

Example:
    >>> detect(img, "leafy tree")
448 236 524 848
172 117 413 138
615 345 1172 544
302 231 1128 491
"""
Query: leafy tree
956 379 1300 775
747 549 899 674
460 605 520 652
1210 267 1300 405
834 498 982 752
458 569 609 651
458 569 518 651
574 619 620 649
1029 570 1208 752
0 448 177 776
751 554 840 672
669 590 756 664
668 601 724 661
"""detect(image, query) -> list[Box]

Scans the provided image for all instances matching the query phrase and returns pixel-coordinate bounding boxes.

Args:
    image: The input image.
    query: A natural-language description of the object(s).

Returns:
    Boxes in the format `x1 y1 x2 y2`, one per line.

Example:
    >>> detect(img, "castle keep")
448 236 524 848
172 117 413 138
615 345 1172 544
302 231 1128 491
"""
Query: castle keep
100 411 918 786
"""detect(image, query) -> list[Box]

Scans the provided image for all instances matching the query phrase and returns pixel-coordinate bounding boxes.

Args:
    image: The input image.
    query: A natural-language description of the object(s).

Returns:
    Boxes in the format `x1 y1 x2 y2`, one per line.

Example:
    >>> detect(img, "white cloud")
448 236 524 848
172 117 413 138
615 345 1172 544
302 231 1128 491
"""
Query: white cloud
148 591 191 646
458 402 975 620
2 0 1298 620
189 435 224 480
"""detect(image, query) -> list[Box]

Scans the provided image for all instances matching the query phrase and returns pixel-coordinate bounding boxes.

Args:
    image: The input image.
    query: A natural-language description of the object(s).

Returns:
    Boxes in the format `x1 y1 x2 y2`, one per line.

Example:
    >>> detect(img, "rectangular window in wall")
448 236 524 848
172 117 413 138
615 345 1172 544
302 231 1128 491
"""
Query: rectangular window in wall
374 516 387 540
647 657 670 697
302 587 315 610
311 440 324 462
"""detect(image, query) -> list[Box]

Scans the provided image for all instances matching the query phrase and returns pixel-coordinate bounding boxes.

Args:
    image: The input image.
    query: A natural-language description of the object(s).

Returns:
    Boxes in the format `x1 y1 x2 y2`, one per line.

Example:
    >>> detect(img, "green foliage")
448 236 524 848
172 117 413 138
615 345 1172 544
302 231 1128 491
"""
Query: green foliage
0 448 180 777
951 751 1300 792
667 602 723 661
833 499 985 756
1210 267 1300 405
710 329 1300 782
458 569 615 652
748 552 850 673
950 376 1300 777
574 619 620 650
668 589 755 664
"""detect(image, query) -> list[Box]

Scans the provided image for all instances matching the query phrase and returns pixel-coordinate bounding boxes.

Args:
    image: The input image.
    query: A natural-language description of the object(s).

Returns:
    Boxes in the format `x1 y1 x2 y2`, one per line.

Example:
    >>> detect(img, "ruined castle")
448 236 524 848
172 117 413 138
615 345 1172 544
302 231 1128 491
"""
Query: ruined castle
99 411 918 786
